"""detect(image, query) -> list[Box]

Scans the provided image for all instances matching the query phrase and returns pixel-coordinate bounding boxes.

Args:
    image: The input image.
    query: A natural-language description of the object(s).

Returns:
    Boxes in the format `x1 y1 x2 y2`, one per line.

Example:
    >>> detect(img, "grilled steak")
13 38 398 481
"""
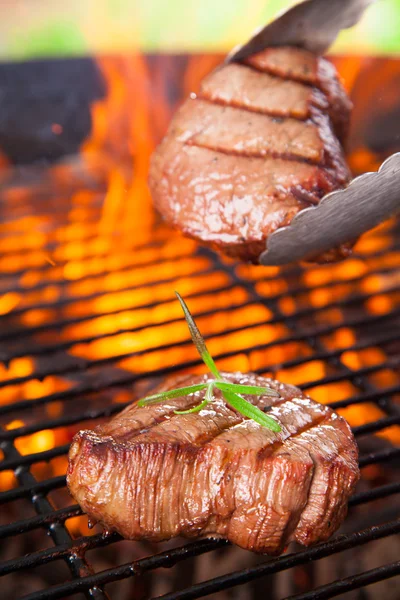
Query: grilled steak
67 372 359 554
149 46 353 263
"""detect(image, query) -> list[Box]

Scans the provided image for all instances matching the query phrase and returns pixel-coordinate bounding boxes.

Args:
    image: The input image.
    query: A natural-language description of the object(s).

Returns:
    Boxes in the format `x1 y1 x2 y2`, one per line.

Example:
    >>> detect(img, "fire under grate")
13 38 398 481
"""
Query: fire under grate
0 54 400 600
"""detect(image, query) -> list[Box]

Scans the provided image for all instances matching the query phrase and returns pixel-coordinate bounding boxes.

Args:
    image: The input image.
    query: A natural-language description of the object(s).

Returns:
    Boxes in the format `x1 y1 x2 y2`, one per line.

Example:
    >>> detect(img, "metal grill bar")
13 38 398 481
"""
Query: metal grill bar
0 212 393 267
0 404 124 441
1 305 399 394
18 520 400 600
257 330 400 373
0 283 238 341
2 300 259 363
0 439 108 600
2 274 398 359
1 336 399 422
12 538 229 598
0 504 82 540
0 263 215 320
328 385 400 409
0 249 197 298
3 287 400 365
351 415 400 436
1 303 398 384
0 229 396 293
1 226 396 281
358 446 400 467
0 374 146 417
348 482 400 506
0 475 67 504
0 225 168 261
0 239 178 284
300 361 400 390
0 531 123 577
1 247 396 316
284 561 400 600
0 444 71 472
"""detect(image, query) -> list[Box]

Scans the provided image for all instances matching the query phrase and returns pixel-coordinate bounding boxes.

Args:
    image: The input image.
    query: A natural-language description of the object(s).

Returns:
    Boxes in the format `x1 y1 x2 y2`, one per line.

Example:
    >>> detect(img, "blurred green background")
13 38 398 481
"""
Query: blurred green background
1 0 400 60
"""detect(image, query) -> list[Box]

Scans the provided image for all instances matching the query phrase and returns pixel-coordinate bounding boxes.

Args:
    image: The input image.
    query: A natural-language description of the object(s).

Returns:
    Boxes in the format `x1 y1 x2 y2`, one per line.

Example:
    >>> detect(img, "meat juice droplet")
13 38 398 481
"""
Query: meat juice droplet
87 517 95 529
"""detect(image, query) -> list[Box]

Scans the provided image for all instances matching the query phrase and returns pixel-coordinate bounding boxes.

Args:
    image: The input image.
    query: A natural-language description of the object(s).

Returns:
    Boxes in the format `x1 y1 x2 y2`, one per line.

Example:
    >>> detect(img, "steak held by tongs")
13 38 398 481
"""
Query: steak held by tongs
149 45 352 262
149 0 399 265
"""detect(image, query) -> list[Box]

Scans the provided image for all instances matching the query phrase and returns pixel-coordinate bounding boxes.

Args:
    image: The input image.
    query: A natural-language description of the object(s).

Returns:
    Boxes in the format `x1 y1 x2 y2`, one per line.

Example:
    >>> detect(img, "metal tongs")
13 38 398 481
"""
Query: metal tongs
227 0 400 266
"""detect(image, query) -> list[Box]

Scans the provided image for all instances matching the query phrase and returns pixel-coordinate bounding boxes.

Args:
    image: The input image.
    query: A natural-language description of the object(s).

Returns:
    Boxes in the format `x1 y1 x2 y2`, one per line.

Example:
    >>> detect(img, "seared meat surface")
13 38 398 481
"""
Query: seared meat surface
67 373 359 554
149 46 353 263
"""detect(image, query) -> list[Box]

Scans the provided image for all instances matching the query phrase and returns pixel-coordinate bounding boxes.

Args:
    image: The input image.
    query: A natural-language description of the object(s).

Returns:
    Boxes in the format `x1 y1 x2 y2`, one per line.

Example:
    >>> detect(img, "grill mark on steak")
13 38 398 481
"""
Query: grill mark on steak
257 412 329 460
243 58 317 86
176 98 326 165
144 393 326 450
115 410 174 442
179 150 334 210
98 373 204 441
198 91 309 121
181 97 349 186
188 142 323 167
242 48 352 145
199 63 319 120
133 404 242 446
107 381 322 450
243 47 327 87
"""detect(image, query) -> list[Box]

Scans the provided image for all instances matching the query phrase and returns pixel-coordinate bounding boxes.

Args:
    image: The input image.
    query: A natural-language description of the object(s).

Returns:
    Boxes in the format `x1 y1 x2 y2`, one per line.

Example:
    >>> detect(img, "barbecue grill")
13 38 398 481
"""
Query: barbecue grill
0 53 399 600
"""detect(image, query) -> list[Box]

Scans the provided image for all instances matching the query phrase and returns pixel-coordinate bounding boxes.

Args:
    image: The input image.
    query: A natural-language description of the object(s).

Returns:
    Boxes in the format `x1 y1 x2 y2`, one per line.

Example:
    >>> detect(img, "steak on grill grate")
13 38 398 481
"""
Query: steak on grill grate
149 46 353 263
67 373 360 554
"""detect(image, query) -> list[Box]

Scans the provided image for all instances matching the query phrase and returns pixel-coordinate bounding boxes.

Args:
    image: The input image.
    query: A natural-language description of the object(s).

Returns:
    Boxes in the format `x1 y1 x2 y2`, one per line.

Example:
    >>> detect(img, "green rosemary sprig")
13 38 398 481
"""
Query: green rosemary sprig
137 292 281 432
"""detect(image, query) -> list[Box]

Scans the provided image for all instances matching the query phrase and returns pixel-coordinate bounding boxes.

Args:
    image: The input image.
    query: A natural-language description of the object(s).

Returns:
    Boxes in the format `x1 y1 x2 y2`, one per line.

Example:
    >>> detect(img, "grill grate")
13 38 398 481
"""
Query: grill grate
1 53 400 600
1 211 399 598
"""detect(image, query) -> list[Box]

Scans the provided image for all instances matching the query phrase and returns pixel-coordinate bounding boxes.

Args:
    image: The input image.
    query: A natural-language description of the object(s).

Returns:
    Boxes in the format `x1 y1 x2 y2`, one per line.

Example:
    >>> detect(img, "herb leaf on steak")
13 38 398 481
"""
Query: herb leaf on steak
138 293 281 431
